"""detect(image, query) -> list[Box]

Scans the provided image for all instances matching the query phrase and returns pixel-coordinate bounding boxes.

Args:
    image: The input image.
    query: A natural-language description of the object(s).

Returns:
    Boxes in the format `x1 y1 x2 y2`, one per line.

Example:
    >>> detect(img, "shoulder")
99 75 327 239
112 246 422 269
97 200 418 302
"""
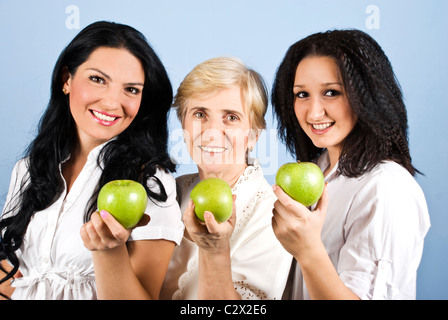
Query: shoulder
152 167 176 190
13 157 30 173
2 158 30 217
175 173 199 190
9 157 30 187
175 173 200 211
358 161 425 200
347 161 429 234
146 166 180 196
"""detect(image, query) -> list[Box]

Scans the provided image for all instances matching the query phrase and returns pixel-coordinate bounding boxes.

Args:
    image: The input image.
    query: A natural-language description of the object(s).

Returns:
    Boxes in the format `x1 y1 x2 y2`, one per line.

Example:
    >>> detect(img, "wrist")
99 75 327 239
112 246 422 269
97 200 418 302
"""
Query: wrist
294 240 327 268
199 242 231 260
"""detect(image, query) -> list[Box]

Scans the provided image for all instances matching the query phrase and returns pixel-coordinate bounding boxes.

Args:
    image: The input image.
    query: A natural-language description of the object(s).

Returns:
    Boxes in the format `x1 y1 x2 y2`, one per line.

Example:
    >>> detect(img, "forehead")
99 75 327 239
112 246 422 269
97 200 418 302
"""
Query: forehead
187 85 247 113
295 55 341 82
79 47 145 81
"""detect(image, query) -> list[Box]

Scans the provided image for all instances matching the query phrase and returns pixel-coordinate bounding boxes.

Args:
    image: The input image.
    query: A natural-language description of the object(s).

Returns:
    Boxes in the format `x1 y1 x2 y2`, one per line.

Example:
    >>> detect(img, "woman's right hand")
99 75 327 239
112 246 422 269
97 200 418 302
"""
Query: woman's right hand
183 195 236 255
271 183 328 261
80 210 150 251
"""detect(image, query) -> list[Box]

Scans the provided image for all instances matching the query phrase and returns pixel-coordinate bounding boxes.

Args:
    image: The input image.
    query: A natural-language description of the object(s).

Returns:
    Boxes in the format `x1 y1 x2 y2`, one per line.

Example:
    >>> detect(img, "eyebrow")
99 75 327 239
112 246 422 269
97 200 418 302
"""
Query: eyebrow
294 82 343 88
190 106 245 117
87 68 144 87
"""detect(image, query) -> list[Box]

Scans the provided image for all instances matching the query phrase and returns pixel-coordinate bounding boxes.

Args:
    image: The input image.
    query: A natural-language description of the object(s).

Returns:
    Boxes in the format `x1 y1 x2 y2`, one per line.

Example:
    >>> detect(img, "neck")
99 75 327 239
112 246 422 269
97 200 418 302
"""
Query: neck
198 163 247 188
324 147 341 177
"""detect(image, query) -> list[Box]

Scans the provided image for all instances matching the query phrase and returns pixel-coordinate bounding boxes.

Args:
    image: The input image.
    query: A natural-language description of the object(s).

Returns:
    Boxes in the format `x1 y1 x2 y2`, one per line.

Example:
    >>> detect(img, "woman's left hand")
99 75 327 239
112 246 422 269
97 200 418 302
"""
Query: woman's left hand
80 210 150 251
183 195 237 254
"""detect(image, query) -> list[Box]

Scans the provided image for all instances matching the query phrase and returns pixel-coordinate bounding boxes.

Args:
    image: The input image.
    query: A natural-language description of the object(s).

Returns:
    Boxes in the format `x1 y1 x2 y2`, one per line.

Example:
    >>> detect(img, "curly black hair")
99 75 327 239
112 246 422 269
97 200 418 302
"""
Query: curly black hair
272 29 418 177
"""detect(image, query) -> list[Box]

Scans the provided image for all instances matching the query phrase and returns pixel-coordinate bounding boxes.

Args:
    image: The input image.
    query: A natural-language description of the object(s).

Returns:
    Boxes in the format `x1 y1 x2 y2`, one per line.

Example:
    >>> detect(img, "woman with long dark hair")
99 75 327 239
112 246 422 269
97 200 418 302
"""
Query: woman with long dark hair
0 21 183 299
271 29 430 299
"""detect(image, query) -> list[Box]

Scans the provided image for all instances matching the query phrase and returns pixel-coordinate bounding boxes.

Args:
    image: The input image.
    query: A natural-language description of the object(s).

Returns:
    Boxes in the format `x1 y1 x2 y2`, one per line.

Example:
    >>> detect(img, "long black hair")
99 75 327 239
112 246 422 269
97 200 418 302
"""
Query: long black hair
272 29 418 177
0 21 175 293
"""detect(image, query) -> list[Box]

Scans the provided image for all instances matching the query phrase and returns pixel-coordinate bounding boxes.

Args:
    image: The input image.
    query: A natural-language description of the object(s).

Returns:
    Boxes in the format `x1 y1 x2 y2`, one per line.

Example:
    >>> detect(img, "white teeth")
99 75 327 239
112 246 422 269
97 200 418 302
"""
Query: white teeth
312 123 333 130
199 146 227 153
92 110 117 122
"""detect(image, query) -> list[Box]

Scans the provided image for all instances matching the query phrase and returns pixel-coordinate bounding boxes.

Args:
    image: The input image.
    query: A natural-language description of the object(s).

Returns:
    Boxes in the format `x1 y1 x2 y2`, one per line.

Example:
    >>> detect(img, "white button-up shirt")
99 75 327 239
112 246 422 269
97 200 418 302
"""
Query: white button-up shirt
2 141 184 300
286 150 430 300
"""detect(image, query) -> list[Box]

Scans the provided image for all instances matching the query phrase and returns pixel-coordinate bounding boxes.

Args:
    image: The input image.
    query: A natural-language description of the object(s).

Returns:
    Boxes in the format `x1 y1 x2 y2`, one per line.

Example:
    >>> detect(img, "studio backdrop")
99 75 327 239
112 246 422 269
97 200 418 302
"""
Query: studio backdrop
0 0 447 299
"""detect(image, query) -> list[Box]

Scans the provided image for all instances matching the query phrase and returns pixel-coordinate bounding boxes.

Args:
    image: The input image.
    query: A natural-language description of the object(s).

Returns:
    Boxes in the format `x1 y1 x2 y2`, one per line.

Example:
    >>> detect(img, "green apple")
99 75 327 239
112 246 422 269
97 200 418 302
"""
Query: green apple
190 178 233 223
97 179 148 229
275 162 324 206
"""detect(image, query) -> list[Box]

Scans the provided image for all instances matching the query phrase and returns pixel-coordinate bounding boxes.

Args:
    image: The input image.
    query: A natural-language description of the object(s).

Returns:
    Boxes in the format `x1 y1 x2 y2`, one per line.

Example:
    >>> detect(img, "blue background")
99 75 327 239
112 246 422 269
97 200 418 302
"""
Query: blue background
0 0 446 299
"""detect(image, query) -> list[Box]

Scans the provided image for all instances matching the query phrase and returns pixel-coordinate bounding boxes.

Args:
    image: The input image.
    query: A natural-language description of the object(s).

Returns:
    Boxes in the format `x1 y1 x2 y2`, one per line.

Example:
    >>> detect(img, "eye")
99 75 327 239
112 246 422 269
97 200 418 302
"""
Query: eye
125 87 141 95
324 89 341 97
193 111 206 119
89 75 105 84
295 91 309 99
226 114 239 122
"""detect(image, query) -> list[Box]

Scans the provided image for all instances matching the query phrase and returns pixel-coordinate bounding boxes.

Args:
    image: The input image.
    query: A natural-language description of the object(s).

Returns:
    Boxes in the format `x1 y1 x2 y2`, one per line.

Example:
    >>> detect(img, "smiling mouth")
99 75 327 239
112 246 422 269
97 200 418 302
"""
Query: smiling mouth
90 109 121 125
198 145 227 153
311 122 334 130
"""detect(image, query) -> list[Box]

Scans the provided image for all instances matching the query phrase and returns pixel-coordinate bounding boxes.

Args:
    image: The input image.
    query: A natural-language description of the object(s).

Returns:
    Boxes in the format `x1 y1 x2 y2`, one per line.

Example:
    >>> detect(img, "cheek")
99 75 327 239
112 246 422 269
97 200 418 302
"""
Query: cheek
123 98 142 120
183 120 201 143
69 81 98 110
339 105 357 134
294 105 309 131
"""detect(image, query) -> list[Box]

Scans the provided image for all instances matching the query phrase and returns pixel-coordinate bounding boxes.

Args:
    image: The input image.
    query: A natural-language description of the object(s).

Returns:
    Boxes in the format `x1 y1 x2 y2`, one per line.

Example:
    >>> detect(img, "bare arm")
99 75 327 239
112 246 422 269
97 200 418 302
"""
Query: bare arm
81 211 175 299
272 185 359 300
183 198 241 299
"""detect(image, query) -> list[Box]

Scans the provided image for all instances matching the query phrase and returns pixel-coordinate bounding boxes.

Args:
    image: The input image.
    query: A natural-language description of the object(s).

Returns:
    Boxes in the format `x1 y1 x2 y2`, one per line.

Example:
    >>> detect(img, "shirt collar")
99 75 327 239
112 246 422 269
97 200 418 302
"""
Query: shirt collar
60 137 116 166
317 149 339 182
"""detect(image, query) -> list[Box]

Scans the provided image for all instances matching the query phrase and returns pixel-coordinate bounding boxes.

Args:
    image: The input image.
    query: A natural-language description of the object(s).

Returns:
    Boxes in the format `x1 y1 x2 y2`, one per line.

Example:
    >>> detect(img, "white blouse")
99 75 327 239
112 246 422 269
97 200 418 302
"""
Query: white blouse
2 141 184 300
285 150 430 300
160 159 292 300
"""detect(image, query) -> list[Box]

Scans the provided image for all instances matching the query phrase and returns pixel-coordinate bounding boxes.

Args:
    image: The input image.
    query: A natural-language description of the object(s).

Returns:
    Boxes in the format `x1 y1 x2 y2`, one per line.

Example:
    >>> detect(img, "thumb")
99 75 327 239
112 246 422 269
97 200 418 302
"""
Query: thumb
135 213 150 227
272 184 306 210
314 183 329 216
203 211 220 234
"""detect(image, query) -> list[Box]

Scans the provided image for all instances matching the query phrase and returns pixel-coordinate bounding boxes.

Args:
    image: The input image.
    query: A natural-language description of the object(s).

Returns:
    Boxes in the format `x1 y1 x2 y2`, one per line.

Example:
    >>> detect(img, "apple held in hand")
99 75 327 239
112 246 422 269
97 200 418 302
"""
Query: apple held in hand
97 180 148 229
190 178 233 223
275 162 324 207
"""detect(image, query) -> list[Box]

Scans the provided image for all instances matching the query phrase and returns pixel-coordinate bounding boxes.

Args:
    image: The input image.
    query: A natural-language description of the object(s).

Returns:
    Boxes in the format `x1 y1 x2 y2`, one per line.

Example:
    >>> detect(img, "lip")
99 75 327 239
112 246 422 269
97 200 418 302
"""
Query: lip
89 109 121 126
309 122 334 135
198 145 228 154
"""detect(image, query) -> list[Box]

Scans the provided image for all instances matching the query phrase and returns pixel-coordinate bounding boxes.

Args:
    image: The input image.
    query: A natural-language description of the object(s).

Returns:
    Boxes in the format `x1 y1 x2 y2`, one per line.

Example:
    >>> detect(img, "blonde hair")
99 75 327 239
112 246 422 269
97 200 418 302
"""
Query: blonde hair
173 57 268 131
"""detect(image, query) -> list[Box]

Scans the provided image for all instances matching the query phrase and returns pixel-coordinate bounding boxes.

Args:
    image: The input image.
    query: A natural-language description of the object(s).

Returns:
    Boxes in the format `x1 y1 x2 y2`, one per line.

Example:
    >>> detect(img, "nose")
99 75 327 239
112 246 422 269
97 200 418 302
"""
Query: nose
100 86 122 111
201 116 225 142
308 97 325 121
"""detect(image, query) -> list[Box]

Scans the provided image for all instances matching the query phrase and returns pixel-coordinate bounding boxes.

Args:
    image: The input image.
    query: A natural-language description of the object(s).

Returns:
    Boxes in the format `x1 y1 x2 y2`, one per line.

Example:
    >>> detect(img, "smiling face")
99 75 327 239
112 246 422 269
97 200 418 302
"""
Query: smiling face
63 47 145 149
182 85 257 182
293 55 357 161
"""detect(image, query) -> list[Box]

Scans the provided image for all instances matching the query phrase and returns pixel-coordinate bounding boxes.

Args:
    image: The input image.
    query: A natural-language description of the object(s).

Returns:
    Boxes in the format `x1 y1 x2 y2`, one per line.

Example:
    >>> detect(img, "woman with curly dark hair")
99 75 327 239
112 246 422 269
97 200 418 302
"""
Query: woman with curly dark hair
0 21 183 299
271 29 430 299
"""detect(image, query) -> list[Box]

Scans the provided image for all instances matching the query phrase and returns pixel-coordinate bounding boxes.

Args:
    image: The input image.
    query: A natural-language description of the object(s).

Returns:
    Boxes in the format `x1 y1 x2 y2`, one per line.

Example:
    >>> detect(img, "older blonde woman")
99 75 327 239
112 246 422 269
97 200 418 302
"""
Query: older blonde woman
160 57 292 300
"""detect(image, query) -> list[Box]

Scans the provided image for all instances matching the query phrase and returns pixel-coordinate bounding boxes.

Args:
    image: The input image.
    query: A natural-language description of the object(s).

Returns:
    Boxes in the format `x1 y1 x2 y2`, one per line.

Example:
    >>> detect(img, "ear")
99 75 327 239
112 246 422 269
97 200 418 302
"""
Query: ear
61 66 72 94
247 128 262 152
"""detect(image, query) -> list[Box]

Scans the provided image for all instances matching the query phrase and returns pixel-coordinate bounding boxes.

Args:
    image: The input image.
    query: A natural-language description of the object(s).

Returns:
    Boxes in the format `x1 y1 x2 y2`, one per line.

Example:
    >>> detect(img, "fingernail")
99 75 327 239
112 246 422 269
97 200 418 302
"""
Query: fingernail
100 210 108 218
272 185 278 192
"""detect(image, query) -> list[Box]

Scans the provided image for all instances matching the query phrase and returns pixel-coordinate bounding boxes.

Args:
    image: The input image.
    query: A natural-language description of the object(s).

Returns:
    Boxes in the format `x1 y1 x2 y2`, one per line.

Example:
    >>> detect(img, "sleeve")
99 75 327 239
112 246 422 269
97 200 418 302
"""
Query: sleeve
128 168 184 245
1 159 29 219
337 167 430 300
230 190 293 300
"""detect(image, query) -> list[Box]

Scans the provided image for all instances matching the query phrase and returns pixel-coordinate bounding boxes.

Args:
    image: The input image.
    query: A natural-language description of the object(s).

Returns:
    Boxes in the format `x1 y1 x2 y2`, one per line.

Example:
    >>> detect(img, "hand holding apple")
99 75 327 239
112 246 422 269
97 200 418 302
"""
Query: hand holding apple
190 178 233 223
97 179 148 229
272 182 328 260
275 162 324 207
183 196 237 254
